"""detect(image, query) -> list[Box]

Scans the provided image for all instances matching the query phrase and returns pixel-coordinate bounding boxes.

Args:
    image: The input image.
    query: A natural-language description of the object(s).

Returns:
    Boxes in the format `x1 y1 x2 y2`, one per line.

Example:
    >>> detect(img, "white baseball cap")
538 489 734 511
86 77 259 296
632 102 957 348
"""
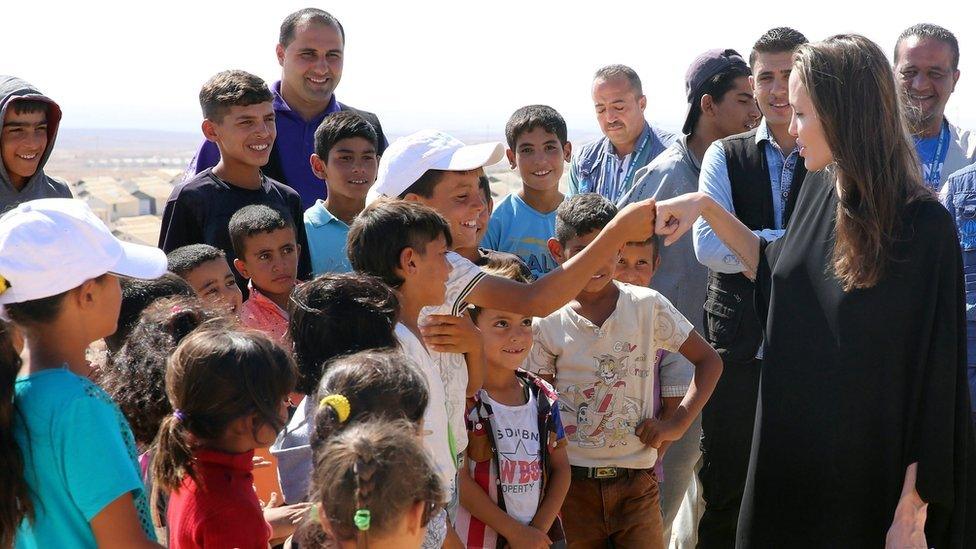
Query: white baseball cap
367 129 504 203
0 198 167 305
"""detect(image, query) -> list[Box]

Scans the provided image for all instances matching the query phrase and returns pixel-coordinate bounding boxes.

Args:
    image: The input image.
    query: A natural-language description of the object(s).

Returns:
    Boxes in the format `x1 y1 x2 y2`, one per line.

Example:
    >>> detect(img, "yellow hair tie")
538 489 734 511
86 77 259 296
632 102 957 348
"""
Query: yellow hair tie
319 394 351 423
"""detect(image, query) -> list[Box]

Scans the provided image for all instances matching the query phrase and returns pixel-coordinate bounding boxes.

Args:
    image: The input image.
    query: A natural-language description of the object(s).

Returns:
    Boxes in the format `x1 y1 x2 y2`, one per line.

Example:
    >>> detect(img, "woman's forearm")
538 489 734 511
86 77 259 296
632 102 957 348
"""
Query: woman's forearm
699 195 761 279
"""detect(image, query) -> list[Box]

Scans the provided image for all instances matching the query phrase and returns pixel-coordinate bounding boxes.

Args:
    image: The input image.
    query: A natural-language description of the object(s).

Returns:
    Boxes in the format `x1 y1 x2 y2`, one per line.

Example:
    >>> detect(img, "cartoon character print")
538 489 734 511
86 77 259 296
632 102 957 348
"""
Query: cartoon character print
560 353 642 449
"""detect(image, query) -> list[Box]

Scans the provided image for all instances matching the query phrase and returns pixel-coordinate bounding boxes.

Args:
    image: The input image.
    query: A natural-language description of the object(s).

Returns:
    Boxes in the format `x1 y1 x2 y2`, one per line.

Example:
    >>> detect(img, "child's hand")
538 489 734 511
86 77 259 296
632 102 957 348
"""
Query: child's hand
611 198 656 243
636 417 683 448
262 494 312 541
420 312 484 355
505 524 552 549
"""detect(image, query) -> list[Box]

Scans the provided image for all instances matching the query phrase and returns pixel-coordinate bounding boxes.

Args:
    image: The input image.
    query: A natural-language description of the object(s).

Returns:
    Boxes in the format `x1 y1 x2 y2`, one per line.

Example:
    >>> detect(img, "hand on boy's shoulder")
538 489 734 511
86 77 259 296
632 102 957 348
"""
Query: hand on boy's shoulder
419 311 483 355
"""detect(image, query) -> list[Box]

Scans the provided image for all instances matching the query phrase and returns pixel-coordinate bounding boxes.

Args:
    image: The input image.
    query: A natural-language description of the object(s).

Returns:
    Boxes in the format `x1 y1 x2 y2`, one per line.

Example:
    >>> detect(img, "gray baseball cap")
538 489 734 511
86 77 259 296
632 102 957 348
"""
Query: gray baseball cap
682 49 750 135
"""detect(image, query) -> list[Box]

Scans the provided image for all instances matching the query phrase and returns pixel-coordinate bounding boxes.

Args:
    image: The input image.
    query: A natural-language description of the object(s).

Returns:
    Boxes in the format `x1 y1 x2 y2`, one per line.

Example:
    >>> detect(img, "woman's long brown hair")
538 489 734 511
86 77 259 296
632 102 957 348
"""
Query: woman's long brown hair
794 34 931 291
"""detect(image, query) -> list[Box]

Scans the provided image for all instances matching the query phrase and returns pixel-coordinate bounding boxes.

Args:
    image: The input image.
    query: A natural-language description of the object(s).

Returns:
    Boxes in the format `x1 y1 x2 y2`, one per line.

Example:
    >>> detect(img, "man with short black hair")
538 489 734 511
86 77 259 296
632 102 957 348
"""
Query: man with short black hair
894 23 974 190
569 64 675 202
692 27 808 548
618 48 759 547
185 8 388 209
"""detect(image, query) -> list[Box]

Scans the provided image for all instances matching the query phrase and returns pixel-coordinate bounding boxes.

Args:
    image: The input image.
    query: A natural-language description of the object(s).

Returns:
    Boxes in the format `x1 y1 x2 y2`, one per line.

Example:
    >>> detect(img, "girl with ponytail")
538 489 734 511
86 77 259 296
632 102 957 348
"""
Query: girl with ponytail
290 349 435 548
151 327 296 549
313 421 445 549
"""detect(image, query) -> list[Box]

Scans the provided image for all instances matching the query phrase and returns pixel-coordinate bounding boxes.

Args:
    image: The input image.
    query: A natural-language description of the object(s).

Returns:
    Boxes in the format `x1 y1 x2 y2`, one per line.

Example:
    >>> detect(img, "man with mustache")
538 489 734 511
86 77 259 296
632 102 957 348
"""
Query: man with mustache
569 65 675 203
894 23 974 191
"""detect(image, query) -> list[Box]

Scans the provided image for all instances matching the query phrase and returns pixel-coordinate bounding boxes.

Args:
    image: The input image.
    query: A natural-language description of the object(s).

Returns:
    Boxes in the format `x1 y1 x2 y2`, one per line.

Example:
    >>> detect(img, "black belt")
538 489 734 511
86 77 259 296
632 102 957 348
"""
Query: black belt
570 465 650 480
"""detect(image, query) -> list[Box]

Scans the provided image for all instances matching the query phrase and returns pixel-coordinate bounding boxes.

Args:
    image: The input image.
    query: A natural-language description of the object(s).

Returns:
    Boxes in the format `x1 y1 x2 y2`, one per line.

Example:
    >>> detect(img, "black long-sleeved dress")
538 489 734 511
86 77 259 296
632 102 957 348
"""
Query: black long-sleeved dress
736 169 976 548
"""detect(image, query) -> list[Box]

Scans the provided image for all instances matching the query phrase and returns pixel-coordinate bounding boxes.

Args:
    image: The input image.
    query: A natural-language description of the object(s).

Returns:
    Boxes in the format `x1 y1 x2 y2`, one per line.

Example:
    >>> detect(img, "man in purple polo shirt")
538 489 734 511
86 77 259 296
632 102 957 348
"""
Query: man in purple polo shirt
185 8 388 209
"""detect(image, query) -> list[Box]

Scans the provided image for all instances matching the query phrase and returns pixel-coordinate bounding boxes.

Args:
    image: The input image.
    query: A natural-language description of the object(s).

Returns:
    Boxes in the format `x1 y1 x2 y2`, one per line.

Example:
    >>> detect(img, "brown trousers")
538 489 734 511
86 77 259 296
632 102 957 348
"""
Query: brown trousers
561 469 664 549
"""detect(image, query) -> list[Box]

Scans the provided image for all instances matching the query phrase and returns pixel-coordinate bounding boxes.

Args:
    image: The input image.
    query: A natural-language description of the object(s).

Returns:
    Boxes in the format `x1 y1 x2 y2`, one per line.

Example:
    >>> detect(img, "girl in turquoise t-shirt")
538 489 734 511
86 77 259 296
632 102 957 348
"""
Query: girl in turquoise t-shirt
0 198 166 548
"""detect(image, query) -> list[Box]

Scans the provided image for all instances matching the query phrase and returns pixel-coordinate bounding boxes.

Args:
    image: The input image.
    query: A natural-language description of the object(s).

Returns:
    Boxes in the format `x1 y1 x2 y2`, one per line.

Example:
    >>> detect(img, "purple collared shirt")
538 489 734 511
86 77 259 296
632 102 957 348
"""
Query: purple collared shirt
185 81 340 209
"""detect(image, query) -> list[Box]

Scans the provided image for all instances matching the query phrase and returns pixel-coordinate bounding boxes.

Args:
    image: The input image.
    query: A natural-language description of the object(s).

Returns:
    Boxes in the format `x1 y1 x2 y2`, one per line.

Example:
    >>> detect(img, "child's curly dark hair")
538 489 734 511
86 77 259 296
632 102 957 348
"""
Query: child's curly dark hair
99 297 230 447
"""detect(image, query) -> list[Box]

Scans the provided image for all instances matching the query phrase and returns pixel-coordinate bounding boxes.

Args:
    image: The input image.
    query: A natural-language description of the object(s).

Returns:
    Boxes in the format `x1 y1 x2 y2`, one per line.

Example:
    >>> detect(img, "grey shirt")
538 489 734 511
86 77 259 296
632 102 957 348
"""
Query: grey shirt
0 76 72 213
618 136 707 396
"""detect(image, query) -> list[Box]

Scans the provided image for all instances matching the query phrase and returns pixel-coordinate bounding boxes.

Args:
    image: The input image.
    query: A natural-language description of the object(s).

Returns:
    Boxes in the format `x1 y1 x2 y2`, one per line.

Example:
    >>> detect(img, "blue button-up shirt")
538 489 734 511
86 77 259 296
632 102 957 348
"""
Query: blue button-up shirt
304 199 353 275
693 120 801 274
568 122 675 203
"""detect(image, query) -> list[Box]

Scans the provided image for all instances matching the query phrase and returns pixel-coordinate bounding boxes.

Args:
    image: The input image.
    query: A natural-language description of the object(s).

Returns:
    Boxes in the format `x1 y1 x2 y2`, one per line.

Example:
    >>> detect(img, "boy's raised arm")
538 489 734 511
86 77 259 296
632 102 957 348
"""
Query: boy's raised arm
466 199 657 317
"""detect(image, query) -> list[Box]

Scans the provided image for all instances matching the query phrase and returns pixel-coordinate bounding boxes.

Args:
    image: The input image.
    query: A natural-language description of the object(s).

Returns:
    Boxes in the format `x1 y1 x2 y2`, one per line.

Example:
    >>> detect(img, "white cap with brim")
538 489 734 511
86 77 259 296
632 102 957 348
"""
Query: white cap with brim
0 198 168 305
367 129 505 203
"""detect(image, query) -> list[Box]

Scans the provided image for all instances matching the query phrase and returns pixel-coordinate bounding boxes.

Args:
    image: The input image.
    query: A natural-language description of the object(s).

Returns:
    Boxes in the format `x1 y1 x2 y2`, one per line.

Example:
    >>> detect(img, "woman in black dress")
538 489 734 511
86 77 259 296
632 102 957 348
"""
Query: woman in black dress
655 34 975 548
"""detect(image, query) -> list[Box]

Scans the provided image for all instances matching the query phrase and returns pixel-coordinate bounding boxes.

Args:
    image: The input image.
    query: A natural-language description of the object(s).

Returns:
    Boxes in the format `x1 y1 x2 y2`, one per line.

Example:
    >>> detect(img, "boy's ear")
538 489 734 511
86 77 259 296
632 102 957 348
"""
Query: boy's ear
401 193 422 203
309 153 327 179
547 238 566 264
396 246 417 279
701 94 715 118
233 257 250 279
505 148 516 170
202 119 219 143
562 141 573 163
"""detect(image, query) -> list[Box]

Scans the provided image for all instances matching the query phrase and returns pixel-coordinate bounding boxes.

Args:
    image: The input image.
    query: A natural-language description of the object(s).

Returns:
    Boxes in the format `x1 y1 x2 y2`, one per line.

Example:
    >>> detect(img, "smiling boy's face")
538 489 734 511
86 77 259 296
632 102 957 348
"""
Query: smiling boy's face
311 136 378 202
614 242 658 287
549 229 618 294
408 170 485 250
204 102 276 168
184 257 244 316
475 309 533 371
508 126 570 192
233 227 300 296
1 107 48 187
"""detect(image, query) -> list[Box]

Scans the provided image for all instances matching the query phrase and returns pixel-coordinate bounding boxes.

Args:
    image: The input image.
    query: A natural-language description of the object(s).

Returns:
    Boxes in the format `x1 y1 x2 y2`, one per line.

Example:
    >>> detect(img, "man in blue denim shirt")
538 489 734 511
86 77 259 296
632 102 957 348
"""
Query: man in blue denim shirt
940 161 976 425
569 65 674 203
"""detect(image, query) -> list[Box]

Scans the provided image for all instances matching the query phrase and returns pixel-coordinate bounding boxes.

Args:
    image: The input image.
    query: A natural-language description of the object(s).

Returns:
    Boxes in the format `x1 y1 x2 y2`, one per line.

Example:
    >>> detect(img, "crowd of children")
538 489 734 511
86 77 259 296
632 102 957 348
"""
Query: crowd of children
0 57 719 547
5 8 976 547
0 3 812 544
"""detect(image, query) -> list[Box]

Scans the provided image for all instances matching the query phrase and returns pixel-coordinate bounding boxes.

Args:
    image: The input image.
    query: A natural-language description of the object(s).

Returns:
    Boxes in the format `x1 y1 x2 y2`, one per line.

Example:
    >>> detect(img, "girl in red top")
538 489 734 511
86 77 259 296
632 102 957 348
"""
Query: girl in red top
151 327 297 548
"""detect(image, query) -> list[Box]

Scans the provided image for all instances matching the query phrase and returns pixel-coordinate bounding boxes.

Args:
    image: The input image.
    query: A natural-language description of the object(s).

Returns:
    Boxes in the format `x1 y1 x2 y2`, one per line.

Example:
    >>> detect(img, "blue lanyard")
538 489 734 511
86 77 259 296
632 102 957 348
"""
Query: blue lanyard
601 129 652 202
923 122 949 185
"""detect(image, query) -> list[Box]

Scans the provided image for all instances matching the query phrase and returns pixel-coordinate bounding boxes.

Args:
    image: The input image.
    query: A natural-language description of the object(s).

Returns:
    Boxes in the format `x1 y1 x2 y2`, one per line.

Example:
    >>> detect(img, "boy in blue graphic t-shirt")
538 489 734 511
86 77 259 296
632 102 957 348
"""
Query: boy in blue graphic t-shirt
485 106 570 278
